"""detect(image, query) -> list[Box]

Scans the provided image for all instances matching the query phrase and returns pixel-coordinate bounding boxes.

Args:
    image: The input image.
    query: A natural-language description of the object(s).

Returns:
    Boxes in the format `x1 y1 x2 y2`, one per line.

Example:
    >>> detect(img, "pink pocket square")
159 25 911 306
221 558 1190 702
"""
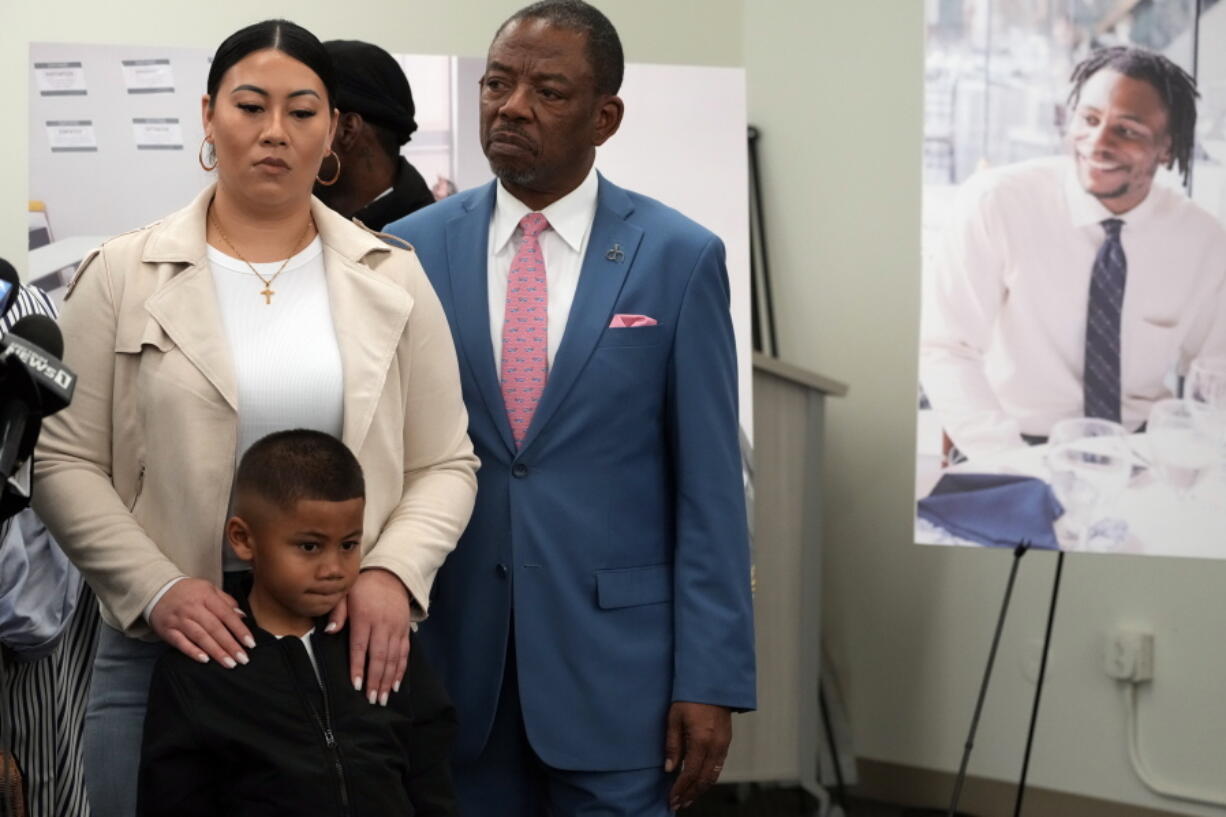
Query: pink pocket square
609 314 658 328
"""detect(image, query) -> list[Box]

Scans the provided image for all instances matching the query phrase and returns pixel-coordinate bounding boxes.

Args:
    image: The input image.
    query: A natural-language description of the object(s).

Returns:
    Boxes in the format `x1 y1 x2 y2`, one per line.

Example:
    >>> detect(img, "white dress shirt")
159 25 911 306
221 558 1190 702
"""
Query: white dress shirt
488 166 599 378
921 156 1226 460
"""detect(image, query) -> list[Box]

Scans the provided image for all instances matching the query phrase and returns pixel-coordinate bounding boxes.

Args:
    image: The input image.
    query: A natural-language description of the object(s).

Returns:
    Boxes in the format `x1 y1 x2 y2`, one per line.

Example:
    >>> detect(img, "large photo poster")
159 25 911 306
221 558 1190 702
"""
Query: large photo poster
915 0 1226 558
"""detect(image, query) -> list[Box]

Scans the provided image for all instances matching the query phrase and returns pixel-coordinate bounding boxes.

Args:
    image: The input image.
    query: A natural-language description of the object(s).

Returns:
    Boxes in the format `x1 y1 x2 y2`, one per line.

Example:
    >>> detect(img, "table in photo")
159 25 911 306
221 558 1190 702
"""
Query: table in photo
917 433 1226 560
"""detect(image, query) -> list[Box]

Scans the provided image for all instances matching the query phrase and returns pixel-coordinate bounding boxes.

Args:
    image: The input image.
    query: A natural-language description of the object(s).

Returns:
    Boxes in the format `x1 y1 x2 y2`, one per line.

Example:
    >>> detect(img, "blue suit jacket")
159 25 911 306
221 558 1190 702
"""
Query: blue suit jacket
385 175 755 771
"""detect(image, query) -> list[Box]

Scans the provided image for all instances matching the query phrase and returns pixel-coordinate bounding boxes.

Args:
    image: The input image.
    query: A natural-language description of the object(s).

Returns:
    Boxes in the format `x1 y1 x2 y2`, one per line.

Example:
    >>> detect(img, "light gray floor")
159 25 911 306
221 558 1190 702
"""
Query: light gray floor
689 786 921 817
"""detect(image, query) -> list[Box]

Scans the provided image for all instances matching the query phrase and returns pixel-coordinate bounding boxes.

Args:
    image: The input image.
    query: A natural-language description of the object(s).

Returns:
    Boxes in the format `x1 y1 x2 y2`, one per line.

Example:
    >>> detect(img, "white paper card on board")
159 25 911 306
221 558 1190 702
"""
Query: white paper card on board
122 58 175 94
34 62 87 96
132 118 184 150
46 120 98 152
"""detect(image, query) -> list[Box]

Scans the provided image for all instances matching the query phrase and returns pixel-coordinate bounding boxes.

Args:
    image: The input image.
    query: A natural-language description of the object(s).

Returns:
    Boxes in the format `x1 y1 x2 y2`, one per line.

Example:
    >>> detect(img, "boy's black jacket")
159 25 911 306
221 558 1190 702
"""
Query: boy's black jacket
137 579 456 817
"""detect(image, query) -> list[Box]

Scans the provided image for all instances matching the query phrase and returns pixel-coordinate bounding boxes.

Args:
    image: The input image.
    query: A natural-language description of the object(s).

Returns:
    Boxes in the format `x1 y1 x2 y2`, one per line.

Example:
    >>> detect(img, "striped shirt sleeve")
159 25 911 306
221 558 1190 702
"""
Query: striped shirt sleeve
1 283 59 331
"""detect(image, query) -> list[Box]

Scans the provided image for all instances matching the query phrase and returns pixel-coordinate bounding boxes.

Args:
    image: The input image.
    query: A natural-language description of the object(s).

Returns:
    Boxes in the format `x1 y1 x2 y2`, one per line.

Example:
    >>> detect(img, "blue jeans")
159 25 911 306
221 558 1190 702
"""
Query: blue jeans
83 623 167 817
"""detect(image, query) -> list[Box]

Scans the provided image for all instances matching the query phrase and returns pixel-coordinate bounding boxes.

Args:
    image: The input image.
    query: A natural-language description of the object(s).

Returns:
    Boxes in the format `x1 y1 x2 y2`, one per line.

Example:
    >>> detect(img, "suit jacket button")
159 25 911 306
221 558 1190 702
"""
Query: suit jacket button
496 563 509 578
512 463 529 478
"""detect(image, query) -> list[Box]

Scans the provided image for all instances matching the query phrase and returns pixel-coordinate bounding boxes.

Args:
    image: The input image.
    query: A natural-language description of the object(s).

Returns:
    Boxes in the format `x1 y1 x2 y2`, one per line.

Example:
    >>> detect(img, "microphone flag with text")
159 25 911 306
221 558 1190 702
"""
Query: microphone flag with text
1 313 77 520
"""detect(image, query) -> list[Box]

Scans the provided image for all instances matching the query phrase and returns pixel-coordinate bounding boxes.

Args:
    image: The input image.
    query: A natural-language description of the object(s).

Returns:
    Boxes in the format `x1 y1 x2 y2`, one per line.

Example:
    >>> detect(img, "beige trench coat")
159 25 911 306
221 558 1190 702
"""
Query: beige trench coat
33 186 479 639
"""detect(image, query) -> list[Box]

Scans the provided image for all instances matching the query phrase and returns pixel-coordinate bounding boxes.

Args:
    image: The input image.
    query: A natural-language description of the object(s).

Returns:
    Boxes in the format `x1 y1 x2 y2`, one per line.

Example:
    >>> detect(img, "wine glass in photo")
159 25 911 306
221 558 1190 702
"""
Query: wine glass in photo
1185 356 1226 479
1186 356 1226 407
1147 398 1217 500
1045 418 1131 551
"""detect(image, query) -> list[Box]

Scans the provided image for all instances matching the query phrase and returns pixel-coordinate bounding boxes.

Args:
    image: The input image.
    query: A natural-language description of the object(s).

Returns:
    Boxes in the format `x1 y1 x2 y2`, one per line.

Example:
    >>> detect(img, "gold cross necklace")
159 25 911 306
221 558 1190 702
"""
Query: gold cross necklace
209 209 315 305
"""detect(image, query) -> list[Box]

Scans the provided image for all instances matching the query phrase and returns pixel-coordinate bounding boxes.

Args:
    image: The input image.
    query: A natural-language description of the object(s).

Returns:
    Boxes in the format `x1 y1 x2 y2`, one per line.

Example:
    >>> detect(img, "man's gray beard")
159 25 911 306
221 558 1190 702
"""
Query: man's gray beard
490 159 539 188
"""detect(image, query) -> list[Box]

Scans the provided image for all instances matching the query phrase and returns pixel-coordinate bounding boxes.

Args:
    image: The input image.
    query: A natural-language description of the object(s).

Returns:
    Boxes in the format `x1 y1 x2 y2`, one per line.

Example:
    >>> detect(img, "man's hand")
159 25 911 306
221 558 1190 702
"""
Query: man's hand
328 568 411 706
664 701 732 811
149 578 255 667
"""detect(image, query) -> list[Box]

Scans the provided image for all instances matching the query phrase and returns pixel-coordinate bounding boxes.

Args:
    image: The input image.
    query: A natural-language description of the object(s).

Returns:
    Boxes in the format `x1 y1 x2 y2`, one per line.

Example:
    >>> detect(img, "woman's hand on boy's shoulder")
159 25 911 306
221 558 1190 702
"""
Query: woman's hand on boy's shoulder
327 568 411 707
150 578 256 669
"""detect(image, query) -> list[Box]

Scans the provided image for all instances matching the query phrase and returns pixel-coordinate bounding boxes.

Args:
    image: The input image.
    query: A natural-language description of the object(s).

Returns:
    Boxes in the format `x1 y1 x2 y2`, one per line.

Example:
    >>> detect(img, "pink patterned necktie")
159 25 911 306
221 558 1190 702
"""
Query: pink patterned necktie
501 212 550 448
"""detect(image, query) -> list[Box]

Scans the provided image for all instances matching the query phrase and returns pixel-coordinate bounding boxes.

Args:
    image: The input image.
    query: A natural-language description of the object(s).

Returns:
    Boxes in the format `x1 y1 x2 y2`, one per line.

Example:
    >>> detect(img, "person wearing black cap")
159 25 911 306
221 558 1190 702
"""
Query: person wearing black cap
314 40 436 229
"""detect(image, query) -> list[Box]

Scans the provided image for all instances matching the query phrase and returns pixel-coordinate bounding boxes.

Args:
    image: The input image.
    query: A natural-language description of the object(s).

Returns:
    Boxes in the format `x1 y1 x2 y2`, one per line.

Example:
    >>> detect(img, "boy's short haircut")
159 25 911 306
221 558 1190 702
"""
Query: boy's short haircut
235 429 365 511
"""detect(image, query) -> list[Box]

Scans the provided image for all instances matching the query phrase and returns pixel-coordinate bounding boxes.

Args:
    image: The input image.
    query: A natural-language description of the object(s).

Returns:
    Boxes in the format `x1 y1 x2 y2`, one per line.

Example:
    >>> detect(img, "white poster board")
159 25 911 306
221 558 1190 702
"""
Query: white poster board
914 3 1226 560
28 42 752 434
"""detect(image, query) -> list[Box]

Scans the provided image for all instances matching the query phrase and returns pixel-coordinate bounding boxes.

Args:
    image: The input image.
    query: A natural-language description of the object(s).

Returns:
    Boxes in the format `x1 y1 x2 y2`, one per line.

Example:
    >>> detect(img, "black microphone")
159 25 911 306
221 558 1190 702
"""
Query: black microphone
0 259 19 322
9 314 64 357
0 315 76 486
3 315 73 409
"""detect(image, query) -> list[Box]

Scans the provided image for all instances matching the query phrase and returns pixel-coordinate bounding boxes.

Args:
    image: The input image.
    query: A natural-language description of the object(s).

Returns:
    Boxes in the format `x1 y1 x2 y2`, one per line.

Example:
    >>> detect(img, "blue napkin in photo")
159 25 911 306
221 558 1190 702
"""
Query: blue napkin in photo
918 473 1064 550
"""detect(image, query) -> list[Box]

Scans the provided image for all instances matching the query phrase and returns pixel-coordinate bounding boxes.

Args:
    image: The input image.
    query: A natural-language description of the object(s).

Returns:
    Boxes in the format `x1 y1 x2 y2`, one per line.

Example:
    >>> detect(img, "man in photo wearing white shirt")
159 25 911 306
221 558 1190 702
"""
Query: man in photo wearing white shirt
922 46 1226 461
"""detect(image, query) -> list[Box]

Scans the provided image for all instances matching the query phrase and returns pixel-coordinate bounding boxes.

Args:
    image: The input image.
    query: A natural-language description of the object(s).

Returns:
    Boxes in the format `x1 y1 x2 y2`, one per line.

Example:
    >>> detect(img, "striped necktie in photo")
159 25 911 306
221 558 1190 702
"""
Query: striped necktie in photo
1084 218 1126 422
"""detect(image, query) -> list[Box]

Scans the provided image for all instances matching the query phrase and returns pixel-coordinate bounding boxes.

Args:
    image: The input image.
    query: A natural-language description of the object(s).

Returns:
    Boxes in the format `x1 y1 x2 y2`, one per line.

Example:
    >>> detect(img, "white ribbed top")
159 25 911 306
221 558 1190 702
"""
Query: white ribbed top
209 236 344 570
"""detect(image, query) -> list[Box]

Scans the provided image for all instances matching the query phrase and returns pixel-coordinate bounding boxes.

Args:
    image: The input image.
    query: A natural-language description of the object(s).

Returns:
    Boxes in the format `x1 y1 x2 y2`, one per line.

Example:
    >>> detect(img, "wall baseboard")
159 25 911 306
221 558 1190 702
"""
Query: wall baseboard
855 758 1186 817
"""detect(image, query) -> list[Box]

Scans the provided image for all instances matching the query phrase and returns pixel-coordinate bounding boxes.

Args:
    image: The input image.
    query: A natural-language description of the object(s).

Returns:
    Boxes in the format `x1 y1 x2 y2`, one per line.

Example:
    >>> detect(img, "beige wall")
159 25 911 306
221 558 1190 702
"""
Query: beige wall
746 3 1226 815
0 0 743 269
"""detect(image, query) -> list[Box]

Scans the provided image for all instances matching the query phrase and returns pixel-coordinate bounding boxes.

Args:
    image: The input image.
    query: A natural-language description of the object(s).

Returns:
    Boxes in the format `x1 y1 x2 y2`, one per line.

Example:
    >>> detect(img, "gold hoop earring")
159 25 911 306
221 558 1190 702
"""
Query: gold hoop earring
198 137 217 172
316 150 341 186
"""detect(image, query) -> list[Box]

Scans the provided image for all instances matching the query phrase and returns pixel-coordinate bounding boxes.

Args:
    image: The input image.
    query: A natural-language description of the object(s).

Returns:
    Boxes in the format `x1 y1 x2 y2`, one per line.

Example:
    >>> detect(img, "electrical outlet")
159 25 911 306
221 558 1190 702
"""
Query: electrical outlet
1105 630 1154 682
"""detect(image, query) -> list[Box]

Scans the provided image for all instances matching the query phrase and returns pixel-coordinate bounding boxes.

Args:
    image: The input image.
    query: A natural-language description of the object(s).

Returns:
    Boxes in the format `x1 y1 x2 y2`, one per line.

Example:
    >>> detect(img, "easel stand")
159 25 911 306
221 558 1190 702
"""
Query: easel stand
1012 551 1065 816
946 545 1067 817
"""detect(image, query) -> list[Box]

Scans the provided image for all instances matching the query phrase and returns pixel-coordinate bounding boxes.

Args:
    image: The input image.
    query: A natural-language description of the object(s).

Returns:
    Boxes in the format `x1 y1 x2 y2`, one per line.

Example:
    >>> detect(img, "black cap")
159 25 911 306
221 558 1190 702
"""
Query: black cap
324 40 418 145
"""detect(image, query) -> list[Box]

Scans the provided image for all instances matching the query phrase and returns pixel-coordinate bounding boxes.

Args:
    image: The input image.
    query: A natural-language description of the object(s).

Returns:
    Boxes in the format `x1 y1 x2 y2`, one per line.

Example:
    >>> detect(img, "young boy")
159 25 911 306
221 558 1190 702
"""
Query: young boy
137 429 456 817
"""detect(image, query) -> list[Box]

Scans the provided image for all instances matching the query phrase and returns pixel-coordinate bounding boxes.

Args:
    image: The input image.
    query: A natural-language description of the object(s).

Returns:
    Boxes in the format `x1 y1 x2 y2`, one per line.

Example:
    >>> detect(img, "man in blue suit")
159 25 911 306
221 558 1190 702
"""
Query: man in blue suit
385 2 755 813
